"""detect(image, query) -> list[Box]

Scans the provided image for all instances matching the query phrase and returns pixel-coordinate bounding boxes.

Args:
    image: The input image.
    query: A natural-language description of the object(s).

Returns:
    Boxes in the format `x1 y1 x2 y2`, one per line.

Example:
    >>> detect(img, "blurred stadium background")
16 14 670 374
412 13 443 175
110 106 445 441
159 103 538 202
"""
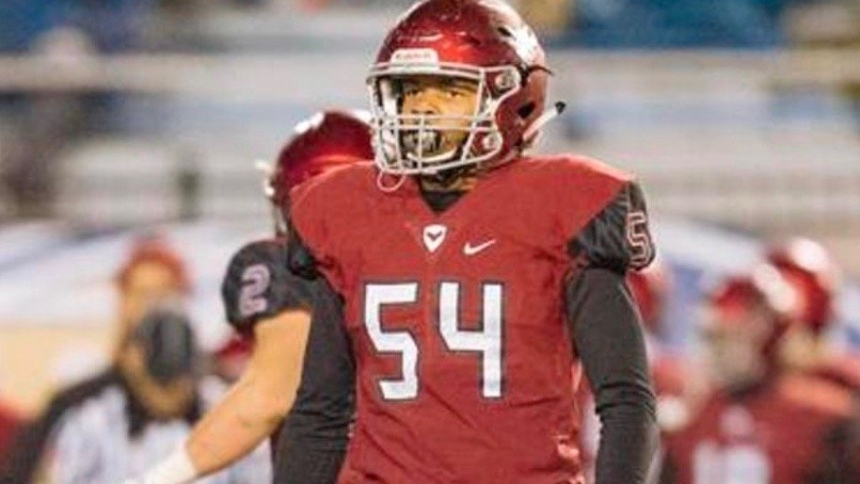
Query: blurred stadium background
0 0 859 422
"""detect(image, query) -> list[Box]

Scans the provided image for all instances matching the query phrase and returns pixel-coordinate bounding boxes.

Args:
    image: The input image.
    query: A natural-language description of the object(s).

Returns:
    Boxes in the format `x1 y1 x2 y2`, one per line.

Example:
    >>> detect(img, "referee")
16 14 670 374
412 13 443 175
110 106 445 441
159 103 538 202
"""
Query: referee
0 240 269 484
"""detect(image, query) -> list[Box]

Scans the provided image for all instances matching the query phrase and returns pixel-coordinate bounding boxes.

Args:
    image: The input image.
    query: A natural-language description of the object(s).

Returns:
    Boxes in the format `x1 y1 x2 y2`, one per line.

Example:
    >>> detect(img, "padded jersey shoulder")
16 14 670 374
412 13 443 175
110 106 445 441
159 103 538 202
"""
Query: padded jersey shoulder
221 238 311 334
515 155 654 272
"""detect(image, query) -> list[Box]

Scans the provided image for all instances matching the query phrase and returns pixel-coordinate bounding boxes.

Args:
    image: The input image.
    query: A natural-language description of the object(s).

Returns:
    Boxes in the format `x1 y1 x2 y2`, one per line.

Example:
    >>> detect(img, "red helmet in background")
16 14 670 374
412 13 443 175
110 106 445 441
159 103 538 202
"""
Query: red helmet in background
765 238 839 336
266 109 374 233
704 265 800 387
367 0 551 176
627 259 671 334
707 265 799 358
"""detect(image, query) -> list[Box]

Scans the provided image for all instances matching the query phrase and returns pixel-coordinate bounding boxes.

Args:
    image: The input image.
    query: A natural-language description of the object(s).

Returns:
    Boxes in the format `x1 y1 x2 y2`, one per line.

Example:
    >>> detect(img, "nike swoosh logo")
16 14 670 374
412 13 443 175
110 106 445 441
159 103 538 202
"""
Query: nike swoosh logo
463 239 497 256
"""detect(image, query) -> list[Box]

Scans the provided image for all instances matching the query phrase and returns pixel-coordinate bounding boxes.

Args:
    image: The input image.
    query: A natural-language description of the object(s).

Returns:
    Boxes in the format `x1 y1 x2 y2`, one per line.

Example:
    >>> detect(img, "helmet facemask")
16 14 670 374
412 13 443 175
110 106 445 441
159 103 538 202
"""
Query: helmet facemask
368 59 523 177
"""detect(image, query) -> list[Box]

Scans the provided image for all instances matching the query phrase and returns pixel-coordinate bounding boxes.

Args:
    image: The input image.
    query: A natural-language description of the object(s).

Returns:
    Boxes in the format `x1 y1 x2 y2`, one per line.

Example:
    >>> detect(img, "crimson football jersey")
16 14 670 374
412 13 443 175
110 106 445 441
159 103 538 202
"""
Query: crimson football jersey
661 374 860 484
289 156 654 484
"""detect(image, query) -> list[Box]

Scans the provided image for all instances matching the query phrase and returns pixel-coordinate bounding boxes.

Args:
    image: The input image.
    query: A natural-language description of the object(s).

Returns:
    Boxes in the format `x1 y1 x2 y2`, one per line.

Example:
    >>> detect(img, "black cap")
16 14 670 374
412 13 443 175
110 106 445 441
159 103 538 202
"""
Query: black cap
132 306 197 384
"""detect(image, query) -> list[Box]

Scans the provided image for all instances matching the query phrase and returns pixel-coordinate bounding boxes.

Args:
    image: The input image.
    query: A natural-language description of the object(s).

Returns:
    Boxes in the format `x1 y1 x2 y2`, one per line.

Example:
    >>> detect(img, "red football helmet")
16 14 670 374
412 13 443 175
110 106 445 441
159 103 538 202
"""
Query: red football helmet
627 259 671 335
367 0 553 176
265 109 373 233
707 265 798 359
765 238 839 335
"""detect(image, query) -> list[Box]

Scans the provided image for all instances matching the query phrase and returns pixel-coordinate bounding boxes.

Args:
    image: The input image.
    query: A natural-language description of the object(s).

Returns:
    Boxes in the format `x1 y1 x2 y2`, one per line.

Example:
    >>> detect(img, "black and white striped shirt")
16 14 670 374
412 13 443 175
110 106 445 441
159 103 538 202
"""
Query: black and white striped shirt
2 369 270 484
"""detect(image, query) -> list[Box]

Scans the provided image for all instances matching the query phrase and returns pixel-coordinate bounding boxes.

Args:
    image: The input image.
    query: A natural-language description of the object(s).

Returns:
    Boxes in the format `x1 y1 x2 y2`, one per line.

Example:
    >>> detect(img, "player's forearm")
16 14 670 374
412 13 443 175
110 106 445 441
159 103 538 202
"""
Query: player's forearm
188 311 311 475
186 369 290 475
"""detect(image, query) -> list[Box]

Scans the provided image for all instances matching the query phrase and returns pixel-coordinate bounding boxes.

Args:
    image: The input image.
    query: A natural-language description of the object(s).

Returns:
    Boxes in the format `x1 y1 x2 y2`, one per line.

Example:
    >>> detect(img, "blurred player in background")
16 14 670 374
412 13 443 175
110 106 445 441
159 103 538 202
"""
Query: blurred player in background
124 110 372 484
46 306 267 484
279 1 658 483
768 237 860 392
660 265 860 484
112 238 194 353
628 260 709 430
0 238 193 483
1 240 267 484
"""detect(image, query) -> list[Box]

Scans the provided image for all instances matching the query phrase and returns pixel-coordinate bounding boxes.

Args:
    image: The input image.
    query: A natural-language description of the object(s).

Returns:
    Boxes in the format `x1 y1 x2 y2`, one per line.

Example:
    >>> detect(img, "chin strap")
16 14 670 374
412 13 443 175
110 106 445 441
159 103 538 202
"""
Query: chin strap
522 101 567 147
376 169 408 193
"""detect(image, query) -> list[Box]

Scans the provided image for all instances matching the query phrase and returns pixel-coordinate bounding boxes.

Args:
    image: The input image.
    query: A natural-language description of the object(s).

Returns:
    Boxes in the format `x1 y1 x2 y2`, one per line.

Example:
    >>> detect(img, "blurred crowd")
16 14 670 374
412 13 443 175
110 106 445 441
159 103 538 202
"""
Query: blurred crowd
2 0 860 221
4 0 860 53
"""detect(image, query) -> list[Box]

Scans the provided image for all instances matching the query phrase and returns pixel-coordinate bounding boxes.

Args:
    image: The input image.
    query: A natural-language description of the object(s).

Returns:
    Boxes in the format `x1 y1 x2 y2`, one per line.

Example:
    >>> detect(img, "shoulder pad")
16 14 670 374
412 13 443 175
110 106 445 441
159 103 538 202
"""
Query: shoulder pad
569 181 655 273
221 238 311 333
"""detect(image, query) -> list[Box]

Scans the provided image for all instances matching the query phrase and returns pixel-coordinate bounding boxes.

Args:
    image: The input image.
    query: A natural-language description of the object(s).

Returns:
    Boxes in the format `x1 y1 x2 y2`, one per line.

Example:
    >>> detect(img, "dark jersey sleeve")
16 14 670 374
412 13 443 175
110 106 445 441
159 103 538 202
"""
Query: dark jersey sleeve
273 278 355 484
569 181 655 273
566 268 659 484
221 239 311 334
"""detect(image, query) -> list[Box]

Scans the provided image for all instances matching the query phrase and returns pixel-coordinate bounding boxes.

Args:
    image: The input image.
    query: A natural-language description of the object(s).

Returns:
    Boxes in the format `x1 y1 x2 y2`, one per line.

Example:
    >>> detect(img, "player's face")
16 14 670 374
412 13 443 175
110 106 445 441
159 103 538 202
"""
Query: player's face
118 341 195 418
119 262 185 331
398 75 480 160
703 305 771 388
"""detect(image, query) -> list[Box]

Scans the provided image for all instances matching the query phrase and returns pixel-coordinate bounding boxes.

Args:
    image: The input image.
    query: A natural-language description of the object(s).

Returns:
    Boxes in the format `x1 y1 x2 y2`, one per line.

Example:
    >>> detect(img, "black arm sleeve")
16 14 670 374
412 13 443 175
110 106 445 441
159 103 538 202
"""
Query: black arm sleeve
566 268 658 484
273 278 355 484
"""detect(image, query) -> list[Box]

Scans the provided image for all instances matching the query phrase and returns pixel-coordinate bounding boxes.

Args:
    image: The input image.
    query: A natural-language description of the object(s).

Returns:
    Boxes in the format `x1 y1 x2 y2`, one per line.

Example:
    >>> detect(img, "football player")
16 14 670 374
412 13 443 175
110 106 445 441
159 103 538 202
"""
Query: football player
123 110 372 484
660 266 860 484
768 237 860 391
279 1 658 483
